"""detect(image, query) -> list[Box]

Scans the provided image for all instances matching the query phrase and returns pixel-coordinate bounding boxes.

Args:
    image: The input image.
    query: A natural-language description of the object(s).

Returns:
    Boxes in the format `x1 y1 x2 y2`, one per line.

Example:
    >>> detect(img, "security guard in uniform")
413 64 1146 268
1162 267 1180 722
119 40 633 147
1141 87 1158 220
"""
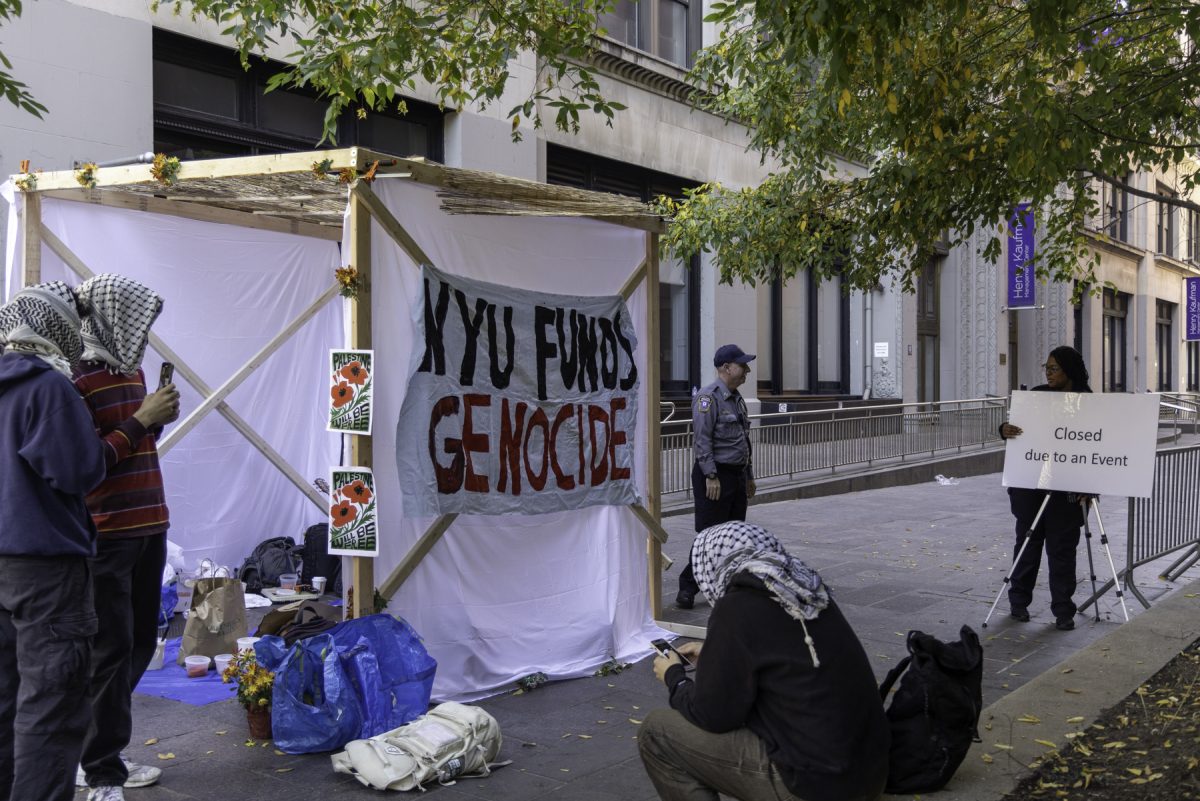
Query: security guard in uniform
677 344 757 609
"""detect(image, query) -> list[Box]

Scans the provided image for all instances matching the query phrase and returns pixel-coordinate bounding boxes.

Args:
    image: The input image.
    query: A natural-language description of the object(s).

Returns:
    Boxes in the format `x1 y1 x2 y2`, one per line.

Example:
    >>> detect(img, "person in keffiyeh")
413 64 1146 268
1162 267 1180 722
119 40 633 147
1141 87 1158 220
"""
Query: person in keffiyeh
640 522 890 801
71 274 179 798
0 283 108 801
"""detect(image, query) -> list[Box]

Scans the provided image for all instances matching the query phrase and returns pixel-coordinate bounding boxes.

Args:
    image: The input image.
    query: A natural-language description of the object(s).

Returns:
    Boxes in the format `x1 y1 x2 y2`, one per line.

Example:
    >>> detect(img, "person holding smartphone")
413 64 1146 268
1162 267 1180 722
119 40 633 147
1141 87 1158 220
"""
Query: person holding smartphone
640 522 889 801
71 275 179 801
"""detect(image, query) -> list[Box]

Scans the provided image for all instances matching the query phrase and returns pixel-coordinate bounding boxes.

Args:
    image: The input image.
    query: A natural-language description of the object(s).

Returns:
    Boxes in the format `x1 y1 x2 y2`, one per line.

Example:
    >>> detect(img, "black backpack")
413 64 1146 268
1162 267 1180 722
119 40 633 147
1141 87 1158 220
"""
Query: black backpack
878 625 984 794
301 523 342 596
237 536 302 594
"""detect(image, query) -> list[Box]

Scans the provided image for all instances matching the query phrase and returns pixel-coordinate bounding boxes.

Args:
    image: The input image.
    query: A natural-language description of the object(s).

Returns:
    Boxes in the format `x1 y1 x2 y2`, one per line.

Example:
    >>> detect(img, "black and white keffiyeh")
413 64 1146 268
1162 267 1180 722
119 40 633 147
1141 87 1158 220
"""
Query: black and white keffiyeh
692 521 831 665
0 281 85 376
75 274 163 375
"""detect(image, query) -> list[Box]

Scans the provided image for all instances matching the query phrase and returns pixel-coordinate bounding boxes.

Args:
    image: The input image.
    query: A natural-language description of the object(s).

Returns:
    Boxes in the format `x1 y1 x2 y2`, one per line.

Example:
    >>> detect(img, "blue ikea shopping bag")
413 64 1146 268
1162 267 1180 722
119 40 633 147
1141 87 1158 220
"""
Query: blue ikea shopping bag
326 614 437 738
257 633 363 754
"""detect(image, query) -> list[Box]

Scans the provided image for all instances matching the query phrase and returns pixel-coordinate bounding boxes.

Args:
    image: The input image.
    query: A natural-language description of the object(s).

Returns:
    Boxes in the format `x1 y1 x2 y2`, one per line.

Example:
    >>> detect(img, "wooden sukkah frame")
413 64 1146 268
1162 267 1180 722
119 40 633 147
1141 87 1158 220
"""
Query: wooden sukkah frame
16 146 678 623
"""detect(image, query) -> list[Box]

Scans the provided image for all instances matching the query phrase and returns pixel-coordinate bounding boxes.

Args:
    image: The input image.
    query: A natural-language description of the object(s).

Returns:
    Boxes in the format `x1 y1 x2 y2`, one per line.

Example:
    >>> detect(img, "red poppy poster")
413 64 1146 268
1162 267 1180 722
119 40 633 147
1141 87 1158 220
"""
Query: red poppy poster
328 349 373 434
328 467 377 556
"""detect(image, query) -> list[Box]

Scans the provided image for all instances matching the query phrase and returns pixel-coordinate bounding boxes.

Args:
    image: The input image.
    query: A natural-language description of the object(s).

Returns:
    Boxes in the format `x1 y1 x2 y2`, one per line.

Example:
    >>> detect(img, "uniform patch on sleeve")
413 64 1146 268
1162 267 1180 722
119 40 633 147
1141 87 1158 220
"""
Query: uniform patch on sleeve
696 395 712 413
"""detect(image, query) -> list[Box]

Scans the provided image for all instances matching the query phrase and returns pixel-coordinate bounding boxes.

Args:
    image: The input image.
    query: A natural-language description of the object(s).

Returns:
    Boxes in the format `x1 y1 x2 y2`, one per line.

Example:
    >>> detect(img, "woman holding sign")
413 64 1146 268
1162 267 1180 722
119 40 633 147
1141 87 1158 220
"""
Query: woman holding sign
998 345 1091 631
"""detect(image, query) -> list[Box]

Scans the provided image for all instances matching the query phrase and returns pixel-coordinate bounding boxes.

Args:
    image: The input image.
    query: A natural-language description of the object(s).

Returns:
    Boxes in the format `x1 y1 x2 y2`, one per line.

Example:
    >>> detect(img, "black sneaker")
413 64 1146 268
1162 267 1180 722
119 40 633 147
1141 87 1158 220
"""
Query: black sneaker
676 589 695 610
1010 608 1030 622
1055 618 1075 631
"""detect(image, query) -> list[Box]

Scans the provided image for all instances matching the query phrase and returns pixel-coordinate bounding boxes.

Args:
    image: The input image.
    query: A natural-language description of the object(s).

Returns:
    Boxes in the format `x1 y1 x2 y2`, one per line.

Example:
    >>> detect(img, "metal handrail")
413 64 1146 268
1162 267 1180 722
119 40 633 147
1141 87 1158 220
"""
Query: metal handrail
661 396 1009 497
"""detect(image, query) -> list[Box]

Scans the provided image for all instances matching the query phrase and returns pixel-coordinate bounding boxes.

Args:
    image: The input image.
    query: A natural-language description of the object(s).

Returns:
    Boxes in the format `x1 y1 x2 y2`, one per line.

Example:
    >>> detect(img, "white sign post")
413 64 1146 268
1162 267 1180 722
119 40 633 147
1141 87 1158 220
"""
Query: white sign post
1001 392 1159 498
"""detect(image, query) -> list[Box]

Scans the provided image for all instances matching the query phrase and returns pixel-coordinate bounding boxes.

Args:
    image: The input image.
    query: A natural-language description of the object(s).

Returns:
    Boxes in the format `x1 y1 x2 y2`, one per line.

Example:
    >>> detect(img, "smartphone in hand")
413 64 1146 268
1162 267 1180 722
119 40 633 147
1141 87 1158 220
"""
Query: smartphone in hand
651 639 693 670
158 361 175 390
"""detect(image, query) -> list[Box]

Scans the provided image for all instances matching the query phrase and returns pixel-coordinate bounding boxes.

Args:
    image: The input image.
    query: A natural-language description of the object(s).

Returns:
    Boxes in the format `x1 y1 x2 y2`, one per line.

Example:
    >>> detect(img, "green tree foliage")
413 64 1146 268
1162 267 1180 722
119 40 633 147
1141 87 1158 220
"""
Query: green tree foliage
0 1 47 119
157 0 625 140
659 1 1200 290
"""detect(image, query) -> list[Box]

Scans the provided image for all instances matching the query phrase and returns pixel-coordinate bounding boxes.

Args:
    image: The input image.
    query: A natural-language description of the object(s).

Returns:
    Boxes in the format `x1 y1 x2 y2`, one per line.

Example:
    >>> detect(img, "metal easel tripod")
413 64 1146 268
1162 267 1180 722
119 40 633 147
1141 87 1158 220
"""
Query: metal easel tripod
1077 496 1131 622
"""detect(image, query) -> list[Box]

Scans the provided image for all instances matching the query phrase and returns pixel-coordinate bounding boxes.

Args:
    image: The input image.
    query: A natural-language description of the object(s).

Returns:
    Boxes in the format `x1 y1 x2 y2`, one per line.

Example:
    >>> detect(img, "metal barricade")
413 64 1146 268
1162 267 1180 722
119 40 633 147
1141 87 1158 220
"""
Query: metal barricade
660 396 1008 497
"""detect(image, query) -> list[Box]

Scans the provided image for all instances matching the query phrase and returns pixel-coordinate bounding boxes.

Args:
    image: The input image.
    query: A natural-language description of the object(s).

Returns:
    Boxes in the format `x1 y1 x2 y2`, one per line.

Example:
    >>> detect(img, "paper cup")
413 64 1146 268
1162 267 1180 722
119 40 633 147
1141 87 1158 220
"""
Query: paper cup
312 576 327 594
237 636 260 655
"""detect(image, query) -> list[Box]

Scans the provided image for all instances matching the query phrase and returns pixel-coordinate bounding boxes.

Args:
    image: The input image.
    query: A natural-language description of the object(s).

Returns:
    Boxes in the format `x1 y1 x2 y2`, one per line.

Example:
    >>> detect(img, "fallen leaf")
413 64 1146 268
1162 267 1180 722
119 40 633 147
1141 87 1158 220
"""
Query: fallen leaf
1066 716 1084 724
215 730 228 736
1017 714 1042 724
1064 688 1083 694
1102 741 1126 749
156 753 175 760
578 734 592 740
596 720 607 724
205 750 213 755
981 753 994 764
1035 739 1057 749
560 768 570 773
1061 667 1074 674
629 718 643 725
144 738 159 746
993 743 1014 751
275 768 293 773
274 749 286 756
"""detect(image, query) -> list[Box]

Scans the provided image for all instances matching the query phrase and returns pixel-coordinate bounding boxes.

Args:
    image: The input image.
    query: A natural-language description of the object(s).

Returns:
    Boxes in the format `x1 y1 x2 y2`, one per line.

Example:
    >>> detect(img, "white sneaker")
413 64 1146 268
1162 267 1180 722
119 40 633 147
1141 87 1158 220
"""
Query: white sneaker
122 761 162 788
76 759 162 789
87 787 125 801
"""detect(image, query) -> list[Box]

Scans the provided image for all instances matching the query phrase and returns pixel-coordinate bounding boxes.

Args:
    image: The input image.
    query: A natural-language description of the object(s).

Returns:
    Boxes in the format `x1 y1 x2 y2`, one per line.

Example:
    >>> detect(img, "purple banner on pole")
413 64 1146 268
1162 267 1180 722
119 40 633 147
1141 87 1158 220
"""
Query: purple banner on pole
1007 204 1036 308
1186 276 1200 341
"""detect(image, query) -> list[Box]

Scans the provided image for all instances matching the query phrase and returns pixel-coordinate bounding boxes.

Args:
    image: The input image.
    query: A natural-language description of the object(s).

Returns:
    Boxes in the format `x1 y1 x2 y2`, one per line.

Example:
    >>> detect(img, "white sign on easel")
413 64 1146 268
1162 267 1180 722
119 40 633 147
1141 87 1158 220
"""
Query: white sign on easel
1001 391 1159 498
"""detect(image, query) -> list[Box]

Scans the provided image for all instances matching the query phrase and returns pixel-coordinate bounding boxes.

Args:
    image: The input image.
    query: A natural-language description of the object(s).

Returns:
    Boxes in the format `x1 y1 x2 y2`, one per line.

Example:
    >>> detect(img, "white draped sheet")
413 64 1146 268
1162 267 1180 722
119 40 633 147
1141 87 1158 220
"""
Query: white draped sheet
4 193 343 572
355 180 665 700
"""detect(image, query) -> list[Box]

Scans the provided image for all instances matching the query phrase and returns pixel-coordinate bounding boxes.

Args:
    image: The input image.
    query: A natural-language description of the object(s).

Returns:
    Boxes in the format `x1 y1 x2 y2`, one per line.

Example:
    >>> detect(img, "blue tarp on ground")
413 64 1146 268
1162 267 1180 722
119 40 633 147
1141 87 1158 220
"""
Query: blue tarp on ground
134 638 234 706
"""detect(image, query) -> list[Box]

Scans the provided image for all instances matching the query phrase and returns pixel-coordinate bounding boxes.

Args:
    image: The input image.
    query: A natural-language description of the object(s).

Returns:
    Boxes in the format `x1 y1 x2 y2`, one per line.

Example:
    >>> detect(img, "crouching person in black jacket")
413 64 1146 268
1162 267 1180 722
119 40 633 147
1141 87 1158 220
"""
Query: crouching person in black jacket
639 522 889 801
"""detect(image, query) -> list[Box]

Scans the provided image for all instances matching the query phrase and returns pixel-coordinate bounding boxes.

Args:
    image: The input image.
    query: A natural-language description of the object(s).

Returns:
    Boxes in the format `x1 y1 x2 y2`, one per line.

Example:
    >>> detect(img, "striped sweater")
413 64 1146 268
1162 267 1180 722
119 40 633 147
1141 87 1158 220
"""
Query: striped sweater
73 361 169 539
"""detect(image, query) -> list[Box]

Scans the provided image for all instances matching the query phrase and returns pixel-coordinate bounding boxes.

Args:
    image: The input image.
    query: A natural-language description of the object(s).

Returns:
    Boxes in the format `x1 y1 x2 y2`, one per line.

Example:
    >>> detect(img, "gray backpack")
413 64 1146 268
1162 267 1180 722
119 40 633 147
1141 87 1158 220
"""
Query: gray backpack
236 536 301 594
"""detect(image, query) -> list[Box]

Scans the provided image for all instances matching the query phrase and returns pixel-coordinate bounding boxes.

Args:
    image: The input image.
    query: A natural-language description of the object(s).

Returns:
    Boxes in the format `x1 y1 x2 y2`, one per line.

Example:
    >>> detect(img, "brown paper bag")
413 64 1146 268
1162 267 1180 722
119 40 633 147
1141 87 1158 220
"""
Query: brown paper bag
177 577 248 664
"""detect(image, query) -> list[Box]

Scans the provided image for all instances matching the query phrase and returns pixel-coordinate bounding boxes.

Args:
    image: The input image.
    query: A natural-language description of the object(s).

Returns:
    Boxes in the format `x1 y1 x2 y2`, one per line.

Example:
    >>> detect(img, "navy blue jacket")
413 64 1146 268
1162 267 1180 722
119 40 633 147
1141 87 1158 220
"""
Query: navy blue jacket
0 353 107 556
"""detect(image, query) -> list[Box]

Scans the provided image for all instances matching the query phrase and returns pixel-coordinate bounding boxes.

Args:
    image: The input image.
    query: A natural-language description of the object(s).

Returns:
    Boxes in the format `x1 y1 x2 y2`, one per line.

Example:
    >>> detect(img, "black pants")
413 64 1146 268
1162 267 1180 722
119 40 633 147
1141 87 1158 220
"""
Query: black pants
0 556 96 801
80 534 167 788
1008 518 1081 620
680 463 748 595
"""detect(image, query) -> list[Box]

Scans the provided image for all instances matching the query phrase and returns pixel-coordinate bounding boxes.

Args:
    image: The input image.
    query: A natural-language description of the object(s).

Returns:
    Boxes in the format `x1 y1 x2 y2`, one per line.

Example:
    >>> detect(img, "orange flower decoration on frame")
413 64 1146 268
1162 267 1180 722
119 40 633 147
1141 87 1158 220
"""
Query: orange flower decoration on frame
340 361 368 386
331 500 357 526
342 479 372 505
331 381 354 408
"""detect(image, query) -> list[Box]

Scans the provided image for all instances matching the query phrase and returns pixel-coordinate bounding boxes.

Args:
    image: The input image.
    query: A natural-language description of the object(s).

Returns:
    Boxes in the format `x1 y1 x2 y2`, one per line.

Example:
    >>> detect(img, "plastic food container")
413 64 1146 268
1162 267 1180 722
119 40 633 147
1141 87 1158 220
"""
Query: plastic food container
237 636 260 654
213 653 234 676
278 573 299 590
184 655 211 678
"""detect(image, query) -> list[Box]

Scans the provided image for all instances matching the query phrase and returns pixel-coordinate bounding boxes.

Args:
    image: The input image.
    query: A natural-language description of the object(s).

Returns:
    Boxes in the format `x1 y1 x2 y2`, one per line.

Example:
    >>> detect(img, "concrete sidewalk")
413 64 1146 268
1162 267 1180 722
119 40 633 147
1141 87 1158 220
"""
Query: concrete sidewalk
116 472 1200 800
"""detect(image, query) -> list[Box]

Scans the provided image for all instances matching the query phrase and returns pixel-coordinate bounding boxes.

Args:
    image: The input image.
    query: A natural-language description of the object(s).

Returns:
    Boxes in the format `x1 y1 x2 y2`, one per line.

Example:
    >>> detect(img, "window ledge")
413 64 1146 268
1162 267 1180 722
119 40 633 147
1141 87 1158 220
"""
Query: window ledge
584 35 699 104
1154 253 1200 275
1082 228 1144 261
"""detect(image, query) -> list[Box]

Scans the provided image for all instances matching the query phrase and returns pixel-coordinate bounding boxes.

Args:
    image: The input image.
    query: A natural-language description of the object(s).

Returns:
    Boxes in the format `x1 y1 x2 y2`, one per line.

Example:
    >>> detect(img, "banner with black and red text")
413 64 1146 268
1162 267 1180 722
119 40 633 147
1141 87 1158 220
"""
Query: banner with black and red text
397 265 641 516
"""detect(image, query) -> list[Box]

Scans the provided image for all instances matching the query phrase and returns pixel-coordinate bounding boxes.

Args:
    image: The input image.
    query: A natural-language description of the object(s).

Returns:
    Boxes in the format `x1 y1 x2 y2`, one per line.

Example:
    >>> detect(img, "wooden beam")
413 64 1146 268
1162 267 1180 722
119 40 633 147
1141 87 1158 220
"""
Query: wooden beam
21 192 41 285
377 514 459 601
348 189 375 619
31 149 366 192
352 182 433 267
630 503 669 545
40 189 342 242
654 621 708 639
644 232 664 618
618 259 648 302
37 226 328 511
158 283 340 453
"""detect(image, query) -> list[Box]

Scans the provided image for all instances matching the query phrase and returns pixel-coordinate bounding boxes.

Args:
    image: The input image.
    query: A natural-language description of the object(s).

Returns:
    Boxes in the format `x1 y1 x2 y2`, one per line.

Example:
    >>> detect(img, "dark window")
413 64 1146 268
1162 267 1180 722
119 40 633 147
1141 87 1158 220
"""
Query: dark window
152 29 443 161
916 257 940 402
1156 300 1175 391
1099 178 1127 241
1102 288 1128 392
1158 185 1177 256
597 0 701 67
1190 210 1200 264
547 144 700 399
1188 340 1199 392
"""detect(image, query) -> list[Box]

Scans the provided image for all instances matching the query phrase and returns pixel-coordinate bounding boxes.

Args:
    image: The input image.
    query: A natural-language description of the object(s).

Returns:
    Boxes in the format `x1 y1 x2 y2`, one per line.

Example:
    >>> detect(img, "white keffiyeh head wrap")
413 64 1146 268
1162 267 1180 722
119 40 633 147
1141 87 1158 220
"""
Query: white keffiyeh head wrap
0 281 85 376
75 274 163 375
692 521 831 666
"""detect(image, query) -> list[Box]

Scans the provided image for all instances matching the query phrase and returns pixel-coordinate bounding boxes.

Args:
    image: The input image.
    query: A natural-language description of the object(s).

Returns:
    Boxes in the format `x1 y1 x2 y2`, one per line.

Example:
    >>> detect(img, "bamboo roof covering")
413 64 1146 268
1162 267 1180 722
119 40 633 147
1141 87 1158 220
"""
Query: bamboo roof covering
22 148 665 237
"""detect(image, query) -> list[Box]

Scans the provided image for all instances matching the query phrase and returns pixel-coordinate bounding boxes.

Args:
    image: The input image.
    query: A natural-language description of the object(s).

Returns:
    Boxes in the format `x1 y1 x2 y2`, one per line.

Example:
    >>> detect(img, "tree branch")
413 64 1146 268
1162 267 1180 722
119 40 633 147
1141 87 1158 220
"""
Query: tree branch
1090 169 1200 215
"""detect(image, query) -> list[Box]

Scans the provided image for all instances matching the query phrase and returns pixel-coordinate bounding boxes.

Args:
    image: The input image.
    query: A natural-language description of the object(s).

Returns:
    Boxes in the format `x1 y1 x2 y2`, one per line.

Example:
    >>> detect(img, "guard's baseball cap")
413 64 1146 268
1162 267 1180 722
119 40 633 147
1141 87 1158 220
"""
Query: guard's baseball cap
713 344 756 367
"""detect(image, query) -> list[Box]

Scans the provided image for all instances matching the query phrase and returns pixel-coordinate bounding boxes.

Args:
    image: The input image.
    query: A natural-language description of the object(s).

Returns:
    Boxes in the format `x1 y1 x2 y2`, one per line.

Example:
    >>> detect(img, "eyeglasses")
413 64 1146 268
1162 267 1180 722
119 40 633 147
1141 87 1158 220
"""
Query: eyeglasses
1042 364 1063 374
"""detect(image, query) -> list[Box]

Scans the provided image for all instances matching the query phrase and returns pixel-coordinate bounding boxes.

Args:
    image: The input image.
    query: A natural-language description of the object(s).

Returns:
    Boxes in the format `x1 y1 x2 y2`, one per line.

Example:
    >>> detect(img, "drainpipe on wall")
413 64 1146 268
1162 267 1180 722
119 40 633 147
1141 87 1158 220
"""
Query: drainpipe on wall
862 288 874 400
